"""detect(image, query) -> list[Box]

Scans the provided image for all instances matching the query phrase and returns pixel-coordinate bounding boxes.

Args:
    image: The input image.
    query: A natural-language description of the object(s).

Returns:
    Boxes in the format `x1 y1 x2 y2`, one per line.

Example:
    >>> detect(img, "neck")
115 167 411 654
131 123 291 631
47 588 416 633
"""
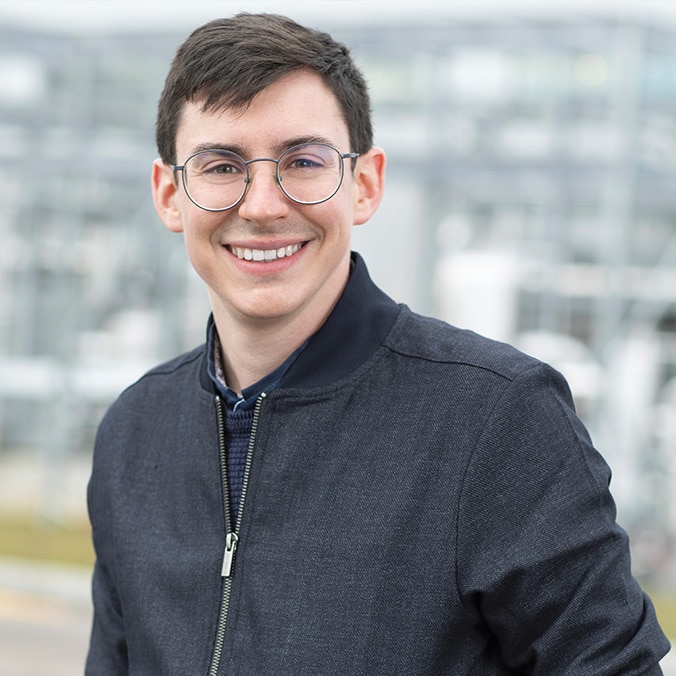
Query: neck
213 315 310 394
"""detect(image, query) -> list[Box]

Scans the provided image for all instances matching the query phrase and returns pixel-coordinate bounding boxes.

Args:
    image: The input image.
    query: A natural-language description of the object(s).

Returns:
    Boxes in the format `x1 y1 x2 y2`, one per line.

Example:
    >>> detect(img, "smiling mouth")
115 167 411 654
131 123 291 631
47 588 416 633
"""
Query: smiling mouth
228 243 304 262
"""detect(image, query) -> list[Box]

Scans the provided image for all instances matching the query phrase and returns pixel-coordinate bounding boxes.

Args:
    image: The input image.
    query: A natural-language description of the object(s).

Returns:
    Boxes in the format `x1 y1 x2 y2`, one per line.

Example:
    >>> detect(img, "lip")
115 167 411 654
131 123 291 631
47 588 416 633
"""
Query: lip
223 239 308 272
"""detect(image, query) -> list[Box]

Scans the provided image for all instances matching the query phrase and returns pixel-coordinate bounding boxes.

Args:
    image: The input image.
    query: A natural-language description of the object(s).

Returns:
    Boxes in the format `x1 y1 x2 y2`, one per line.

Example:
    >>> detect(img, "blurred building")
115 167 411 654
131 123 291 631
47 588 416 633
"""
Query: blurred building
0 13 675 578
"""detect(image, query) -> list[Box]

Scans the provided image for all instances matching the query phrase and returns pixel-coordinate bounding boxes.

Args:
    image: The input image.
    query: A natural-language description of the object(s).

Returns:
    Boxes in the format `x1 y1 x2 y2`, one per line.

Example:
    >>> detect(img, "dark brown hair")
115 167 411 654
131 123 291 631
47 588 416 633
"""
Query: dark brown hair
156 13 373 165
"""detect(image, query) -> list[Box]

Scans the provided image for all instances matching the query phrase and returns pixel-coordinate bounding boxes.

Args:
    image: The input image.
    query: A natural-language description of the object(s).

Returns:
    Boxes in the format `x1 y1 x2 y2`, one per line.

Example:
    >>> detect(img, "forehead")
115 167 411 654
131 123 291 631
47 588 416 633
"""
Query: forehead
175 70 349 158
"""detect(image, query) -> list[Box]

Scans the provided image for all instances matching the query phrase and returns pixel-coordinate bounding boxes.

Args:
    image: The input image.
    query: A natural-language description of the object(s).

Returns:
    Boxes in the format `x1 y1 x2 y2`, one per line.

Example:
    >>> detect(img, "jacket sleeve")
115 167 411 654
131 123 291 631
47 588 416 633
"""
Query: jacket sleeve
455 361 670 675
86 557 128 674
85 432 129 675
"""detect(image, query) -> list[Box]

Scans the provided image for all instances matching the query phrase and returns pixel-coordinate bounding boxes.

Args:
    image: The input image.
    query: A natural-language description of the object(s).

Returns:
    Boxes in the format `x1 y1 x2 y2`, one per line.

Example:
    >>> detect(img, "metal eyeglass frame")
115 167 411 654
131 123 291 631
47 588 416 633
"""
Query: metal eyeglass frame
171 142 360 212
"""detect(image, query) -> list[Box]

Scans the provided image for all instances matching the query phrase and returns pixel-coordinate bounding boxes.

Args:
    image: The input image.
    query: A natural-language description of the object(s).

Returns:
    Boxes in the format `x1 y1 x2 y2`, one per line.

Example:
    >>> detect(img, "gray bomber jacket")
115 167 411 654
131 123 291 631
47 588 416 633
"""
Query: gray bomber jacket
86 253 670 675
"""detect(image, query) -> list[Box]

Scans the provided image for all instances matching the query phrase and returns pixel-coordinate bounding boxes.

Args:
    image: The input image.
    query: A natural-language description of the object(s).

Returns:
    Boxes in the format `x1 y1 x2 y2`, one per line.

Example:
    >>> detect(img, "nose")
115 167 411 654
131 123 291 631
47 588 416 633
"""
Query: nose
236 161 290 223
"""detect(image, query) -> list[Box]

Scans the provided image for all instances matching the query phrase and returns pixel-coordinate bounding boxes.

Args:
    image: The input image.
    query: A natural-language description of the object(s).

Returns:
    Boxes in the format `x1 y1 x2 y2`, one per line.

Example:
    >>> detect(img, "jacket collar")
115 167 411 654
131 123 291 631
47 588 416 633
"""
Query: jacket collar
281 252 400 389
200 252 401 393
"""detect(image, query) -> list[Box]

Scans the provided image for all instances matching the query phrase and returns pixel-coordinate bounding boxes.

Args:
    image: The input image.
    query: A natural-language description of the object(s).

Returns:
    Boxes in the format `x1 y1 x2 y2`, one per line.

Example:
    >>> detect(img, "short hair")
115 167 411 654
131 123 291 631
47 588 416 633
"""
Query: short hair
156 13 373 165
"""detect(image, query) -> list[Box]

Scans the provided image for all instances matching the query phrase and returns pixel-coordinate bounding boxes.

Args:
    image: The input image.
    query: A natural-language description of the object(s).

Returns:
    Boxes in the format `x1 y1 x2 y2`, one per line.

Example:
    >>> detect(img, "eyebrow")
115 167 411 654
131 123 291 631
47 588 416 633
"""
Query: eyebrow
187 135 338 160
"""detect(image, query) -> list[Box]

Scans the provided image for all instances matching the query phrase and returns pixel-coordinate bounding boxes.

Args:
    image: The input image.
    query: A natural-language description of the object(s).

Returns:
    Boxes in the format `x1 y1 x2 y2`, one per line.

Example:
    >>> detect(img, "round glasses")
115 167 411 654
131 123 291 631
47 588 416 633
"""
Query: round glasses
171 143 359 212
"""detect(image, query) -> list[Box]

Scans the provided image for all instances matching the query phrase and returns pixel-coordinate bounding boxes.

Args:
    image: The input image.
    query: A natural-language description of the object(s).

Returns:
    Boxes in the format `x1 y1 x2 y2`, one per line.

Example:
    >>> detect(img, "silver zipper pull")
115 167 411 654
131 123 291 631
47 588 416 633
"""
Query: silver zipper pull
221 531 239 578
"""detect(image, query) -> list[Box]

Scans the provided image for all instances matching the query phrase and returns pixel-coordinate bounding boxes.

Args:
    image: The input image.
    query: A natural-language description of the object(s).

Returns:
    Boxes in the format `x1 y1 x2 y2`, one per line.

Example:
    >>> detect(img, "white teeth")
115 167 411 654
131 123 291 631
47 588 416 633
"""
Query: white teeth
231 243 302 262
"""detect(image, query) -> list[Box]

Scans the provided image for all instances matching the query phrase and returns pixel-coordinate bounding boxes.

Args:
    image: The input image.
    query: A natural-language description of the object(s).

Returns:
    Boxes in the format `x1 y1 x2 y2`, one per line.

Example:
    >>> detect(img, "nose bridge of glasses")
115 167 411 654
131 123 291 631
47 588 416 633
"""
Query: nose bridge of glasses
245 157 279 172
244 157 282 188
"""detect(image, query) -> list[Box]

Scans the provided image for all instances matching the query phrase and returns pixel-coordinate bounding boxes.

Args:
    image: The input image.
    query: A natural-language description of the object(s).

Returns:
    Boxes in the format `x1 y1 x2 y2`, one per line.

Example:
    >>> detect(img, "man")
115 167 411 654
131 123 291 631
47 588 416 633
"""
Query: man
86 12 670 675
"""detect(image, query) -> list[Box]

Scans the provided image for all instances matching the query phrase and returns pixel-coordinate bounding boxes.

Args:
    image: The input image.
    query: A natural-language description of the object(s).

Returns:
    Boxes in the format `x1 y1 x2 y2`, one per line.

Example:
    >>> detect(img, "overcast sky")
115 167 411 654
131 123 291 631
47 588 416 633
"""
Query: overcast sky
2 0 676 33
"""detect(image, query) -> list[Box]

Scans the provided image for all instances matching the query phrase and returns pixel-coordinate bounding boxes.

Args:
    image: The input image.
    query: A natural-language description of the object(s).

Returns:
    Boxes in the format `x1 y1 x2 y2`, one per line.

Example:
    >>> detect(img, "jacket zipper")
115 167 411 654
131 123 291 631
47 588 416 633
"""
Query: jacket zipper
208 392 266 676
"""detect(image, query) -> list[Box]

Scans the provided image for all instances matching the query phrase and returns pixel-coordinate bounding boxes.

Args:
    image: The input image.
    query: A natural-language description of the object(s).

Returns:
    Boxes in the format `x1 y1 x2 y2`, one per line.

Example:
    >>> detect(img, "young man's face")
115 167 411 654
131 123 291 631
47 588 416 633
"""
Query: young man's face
152 70 384 332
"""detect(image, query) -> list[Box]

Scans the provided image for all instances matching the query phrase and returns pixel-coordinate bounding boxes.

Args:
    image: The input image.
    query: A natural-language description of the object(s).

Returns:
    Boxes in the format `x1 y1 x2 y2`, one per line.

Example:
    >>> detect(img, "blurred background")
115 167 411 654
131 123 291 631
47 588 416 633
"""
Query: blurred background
0 0 675 672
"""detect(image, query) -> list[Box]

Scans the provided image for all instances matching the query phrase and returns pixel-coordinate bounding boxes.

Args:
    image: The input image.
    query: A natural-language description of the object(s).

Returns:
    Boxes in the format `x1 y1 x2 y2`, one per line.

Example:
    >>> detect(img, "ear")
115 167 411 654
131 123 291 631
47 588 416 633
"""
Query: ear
151 158 184 233
352 147 386 226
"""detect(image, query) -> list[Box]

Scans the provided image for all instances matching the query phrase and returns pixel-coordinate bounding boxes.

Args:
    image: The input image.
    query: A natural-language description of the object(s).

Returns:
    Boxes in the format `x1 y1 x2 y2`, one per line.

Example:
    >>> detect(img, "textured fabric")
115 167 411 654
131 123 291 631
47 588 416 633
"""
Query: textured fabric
224 406 254 522
86 253 670 675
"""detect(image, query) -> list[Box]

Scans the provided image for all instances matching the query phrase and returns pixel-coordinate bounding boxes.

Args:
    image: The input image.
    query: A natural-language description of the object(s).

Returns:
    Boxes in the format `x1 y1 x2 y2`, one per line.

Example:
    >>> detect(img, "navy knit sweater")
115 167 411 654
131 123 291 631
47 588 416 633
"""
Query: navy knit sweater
222 407 253 521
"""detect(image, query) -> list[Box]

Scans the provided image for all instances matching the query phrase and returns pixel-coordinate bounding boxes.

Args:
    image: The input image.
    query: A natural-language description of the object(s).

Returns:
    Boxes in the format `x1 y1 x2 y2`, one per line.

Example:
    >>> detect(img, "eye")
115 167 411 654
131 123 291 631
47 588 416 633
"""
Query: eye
299 154 325 167
283 154 323 171
211 162 242 175
189 152 245 178
202 160 244 175
280 145 335 174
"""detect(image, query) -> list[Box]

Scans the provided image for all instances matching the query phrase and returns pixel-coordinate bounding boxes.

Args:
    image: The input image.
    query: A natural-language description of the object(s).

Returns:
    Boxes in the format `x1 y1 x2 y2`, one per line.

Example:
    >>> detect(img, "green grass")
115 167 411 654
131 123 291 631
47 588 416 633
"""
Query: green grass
648 589 676 641
0 513 94 568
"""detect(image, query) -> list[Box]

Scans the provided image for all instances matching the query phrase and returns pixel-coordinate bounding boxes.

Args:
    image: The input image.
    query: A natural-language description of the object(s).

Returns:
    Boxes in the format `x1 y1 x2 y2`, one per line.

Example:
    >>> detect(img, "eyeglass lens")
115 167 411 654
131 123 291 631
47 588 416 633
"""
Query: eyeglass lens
182 143 345 210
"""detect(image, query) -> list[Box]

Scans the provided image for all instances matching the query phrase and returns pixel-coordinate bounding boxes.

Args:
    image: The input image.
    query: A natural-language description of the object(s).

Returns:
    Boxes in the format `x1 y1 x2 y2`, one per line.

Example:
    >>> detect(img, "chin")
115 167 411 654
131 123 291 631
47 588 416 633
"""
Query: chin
234 300 300 323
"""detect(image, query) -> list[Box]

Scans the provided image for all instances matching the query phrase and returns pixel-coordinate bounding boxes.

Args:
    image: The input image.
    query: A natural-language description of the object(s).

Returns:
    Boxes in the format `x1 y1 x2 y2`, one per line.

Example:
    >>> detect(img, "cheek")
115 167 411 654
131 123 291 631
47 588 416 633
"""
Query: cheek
320 190 356 232
180 217 223 271
180 206 222 240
